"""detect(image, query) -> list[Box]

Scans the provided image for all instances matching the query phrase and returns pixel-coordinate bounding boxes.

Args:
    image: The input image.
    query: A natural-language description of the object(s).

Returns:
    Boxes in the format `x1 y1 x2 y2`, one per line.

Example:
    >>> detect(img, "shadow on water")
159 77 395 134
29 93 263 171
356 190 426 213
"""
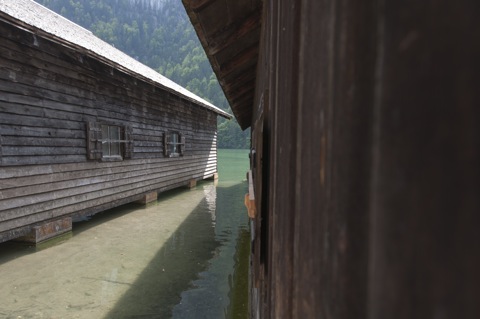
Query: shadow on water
99 187 219 318
0 241 37 266
103 181 249 319
225 227 251 319
170 182 249 319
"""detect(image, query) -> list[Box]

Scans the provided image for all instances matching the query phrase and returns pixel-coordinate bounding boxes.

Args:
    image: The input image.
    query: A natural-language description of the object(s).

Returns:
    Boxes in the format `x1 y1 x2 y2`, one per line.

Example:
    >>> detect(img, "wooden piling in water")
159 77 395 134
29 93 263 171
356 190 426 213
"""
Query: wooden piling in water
16 217 72 244
136 192 158 205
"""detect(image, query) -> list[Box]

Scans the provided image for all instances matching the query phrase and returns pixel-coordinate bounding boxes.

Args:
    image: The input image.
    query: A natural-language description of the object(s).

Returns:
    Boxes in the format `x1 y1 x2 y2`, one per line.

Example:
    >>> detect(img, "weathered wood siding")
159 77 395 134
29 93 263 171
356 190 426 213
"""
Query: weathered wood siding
0 19 218 242
249 0 480 318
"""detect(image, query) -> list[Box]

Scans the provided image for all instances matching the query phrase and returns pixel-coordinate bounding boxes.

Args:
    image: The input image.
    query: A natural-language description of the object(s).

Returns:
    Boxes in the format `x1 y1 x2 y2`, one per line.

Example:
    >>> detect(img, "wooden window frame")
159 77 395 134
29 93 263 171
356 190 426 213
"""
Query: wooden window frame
86 122 133 161
163 131 185 157
101 124 122 160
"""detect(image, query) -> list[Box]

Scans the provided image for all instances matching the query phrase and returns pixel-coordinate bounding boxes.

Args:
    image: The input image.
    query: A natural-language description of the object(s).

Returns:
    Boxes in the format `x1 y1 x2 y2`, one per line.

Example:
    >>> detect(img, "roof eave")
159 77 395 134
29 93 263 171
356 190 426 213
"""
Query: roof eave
181 0 262 130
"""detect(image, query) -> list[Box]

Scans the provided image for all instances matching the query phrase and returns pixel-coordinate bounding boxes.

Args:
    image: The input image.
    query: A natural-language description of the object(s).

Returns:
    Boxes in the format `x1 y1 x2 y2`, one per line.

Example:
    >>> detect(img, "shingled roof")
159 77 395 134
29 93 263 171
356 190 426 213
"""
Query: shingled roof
0 0 232 119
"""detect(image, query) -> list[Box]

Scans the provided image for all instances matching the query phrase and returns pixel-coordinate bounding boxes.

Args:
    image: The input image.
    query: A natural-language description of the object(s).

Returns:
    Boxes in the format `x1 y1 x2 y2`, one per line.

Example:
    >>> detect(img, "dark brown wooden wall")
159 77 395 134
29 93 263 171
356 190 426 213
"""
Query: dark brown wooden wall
0 20 219 242
250 0 480 318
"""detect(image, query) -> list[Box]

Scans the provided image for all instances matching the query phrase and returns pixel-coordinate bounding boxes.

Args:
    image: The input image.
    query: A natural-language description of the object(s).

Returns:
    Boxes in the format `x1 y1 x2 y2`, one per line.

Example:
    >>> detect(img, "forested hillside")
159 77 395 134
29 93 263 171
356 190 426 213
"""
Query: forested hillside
34 0 249 149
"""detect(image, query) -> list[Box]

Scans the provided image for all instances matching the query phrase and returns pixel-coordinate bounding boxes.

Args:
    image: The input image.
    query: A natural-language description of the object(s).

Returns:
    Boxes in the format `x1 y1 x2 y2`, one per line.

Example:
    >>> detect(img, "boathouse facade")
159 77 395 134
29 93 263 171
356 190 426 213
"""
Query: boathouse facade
0 0 230 243
182 0 480 318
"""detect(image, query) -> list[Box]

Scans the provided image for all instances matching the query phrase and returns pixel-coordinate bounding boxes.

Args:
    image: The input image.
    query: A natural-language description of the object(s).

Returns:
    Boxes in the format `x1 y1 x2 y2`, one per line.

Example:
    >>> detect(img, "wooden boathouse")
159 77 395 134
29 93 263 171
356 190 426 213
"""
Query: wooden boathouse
182 0 480 318
0 0 231 244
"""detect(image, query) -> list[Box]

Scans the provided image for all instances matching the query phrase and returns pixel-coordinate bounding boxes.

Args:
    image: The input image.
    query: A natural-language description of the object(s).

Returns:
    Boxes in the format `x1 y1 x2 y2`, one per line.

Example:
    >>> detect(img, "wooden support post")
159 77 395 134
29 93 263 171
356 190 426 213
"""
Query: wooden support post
207 172 219 186
136 191 158 205
16 217 72 244
188 179 197 189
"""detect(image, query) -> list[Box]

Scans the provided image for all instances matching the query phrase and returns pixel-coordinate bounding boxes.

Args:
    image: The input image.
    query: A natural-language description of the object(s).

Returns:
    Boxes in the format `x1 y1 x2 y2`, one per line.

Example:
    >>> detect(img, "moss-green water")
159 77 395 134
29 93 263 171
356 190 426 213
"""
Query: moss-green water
217 149 250 184
172 149 251 318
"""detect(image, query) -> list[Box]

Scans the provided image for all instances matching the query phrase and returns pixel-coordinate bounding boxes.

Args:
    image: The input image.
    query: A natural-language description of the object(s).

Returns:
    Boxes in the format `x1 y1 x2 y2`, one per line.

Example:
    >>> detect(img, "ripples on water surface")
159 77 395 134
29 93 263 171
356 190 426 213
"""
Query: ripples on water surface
0 149 250 319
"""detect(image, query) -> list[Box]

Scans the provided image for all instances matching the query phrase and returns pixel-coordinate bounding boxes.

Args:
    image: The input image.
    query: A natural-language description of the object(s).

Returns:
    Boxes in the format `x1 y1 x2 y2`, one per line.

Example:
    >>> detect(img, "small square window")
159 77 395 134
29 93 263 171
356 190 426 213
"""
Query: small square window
164 131 185 157
102 125 121 158
86 122 133 161
169 132 180 155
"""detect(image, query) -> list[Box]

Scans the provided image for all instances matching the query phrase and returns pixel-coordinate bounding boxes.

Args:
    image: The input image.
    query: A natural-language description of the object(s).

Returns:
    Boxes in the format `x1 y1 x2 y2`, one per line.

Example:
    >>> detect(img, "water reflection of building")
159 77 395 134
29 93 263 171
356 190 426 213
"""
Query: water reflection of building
204 184 217 222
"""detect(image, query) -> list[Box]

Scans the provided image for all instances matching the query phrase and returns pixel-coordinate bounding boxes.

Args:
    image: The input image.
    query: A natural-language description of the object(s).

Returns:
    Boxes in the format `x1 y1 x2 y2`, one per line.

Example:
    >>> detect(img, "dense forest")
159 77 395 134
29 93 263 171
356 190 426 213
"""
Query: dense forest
34 0 250 149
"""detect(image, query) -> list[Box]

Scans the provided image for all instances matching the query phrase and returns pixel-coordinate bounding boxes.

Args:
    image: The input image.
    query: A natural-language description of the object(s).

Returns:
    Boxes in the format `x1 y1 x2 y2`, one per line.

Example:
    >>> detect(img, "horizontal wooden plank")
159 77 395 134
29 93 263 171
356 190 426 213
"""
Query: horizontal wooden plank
0 98 215 140
2 136 85 147
0 53 215 117
0 161 217 211
1 149 216 166
0 65 214 129
0 126 86 139
0 112 85 130
0 171 218 234
0 23 223 121
0 155 216 187
0 152 216 179
1 155 87 166
0 157 217 194
2 146 86 156
0 165 218 225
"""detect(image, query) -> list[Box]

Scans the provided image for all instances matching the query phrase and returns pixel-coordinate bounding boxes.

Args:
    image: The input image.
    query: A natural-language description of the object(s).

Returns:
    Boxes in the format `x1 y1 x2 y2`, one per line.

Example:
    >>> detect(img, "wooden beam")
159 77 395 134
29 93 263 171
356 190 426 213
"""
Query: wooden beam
136 191 158 205
15 217 72 244
222 63 257 85
219 44 259 76
207 10 261 56
225 79 255 101
188 0 217 12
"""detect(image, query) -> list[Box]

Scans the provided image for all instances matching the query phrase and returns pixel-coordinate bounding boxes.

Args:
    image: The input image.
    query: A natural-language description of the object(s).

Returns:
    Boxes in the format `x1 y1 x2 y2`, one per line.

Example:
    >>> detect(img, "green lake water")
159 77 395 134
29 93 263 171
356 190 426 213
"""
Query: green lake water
0 149 250 319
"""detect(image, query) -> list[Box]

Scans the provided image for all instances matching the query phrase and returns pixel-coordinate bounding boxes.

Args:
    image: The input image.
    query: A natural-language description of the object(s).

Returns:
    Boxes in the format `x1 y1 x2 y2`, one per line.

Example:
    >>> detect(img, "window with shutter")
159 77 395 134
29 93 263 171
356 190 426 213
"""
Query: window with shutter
123 125 133 159
179 134 186 156
164 131 185 157
86 122 133 161
86 122 103 160
163 132 170 157
102 125 121 158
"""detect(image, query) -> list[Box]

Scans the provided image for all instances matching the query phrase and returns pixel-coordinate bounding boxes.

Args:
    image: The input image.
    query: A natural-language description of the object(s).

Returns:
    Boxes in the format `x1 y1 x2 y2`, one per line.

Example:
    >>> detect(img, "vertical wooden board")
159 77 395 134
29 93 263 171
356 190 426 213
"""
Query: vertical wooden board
323 0 377 318
123 125 134 159
180 134 186 156
265 0 298 317
86 121 103 160
163 131 170 157
367 1 480 318
290 0 336 317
